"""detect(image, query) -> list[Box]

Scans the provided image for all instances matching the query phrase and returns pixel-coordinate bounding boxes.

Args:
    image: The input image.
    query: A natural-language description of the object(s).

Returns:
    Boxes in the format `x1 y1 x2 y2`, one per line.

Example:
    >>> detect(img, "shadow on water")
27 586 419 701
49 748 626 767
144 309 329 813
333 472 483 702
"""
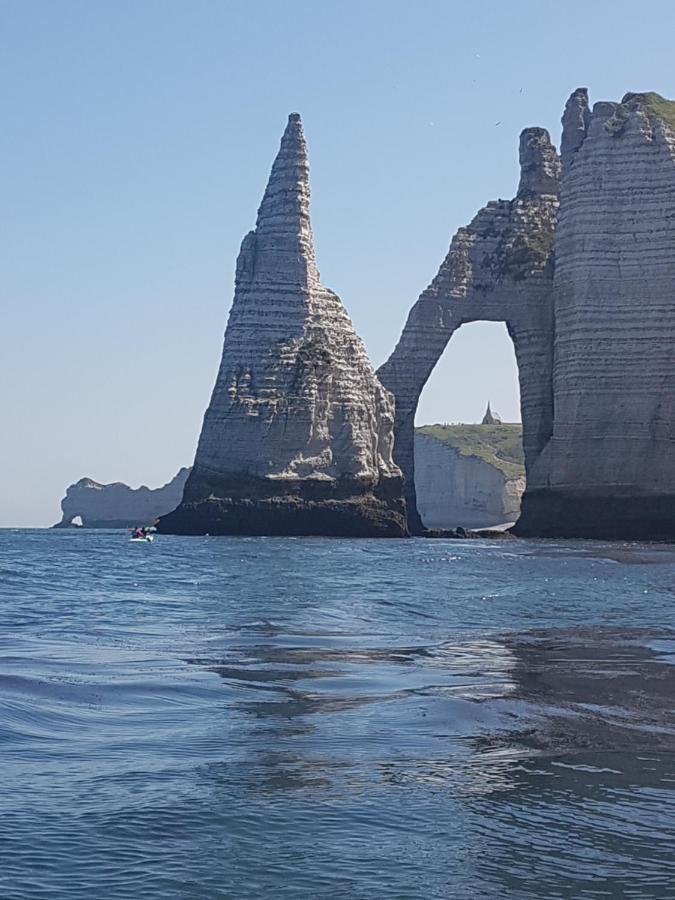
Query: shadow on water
3 532 675 899
185 623 675 898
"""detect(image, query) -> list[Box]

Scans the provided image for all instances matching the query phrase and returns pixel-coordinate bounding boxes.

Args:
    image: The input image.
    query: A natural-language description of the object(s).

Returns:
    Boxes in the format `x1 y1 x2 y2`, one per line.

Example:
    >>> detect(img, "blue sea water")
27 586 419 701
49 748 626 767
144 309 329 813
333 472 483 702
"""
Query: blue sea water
1 529 675 899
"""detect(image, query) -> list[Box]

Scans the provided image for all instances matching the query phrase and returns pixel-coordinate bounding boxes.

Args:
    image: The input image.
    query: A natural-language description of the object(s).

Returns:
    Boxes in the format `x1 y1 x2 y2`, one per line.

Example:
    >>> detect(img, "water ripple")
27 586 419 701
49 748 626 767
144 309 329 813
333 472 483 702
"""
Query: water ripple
1 530 675 898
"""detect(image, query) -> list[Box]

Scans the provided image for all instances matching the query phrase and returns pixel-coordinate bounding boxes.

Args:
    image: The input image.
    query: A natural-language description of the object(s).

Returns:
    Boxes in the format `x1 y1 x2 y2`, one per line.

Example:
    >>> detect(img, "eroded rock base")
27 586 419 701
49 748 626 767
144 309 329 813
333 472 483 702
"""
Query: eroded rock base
158 469 407 537
514 489 675 541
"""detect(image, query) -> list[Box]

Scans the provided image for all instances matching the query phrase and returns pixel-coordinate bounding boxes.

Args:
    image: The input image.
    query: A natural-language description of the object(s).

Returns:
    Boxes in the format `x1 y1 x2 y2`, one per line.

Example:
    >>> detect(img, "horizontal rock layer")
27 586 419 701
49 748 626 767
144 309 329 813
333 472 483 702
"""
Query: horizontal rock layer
378 128 559 533
517 489 675 541
159 469 406 537
517 91 675 539
383 89 675 541
160 114 406 537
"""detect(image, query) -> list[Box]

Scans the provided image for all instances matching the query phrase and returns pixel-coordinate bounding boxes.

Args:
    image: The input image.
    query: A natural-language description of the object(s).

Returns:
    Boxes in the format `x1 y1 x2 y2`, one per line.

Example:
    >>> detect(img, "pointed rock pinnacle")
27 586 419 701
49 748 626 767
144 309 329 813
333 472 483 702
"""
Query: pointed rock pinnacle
158 112 405 538
517 127 560 199
253 112 318 287
560 88 591 174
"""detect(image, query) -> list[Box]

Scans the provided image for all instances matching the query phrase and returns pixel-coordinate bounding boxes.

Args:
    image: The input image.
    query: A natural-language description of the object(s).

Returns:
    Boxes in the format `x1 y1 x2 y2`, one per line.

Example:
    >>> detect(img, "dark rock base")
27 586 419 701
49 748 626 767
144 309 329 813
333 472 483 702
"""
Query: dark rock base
423 527 514 539
158 496 408 537
157 469 408 538
514 489 675 541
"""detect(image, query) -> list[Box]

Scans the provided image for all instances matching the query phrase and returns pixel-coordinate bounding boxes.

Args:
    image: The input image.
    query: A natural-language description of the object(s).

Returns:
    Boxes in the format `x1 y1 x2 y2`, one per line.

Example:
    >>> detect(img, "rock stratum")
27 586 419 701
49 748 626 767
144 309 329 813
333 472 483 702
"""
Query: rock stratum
517 92 675 539
380 90 675 541
54 468 190 529
159 115 406 537
415 425 525 529
379 127 559 533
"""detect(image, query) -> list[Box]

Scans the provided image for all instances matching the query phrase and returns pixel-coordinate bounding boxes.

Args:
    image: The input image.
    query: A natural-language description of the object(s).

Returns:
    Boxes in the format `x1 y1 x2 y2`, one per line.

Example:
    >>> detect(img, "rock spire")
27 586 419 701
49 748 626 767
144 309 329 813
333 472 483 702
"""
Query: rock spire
160 114 406 537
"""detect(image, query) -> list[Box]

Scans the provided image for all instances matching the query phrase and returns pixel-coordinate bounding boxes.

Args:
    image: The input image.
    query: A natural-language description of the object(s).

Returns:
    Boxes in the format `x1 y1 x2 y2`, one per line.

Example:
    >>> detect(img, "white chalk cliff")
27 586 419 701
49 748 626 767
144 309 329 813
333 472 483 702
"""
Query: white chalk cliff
160 114 406 536
414 430 525 529
379 128 559 532
381 90 675 540
517 91 675 538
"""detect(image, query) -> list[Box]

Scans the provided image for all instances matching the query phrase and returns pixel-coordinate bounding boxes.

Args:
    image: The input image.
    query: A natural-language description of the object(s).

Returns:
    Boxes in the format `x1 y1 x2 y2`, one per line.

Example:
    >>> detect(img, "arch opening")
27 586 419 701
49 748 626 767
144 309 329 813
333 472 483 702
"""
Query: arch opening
413 322 526 531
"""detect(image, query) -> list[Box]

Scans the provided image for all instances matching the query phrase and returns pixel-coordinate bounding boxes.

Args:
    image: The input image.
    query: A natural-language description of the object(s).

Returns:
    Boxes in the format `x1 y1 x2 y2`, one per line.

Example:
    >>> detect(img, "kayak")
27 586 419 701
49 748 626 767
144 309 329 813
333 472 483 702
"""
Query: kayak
130 535 154 543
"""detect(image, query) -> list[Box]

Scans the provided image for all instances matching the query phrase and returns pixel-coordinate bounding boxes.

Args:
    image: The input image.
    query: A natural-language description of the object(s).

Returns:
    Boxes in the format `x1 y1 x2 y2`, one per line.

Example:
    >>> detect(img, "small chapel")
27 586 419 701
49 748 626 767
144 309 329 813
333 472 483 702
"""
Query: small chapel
481 402 502 425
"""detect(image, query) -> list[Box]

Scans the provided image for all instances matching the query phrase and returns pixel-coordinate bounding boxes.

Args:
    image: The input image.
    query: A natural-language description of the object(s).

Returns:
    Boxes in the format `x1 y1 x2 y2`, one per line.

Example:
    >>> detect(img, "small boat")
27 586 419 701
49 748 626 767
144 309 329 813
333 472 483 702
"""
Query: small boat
130 534 154 543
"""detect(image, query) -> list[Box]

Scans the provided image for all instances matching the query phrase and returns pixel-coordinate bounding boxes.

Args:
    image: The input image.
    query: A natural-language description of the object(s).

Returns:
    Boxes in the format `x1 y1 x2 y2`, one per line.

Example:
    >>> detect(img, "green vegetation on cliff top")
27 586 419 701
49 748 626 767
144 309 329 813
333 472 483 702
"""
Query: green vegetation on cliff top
417 424 525 479
622 92 675 132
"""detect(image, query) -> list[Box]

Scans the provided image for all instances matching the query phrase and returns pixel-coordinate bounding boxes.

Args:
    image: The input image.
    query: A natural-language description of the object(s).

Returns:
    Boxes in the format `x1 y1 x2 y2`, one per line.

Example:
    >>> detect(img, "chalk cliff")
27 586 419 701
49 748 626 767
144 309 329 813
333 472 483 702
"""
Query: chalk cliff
378 128 559 532
159 114 406 537
54 468 190 529
382 89 674 541
516 91 675 539
415 426 525 529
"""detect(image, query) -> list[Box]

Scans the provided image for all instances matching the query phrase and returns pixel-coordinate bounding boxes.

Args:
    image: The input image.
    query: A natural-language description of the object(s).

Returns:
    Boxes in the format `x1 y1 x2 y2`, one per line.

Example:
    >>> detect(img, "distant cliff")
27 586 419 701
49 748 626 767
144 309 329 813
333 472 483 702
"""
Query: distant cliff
55 433 523 532
415 425 525 529
54 468 190 529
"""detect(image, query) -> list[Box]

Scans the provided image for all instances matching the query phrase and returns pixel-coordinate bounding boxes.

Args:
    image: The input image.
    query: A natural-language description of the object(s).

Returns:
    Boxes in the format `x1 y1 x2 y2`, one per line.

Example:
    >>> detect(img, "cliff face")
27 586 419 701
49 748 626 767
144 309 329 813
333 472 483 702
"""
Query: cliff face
160 115 406 537
414 427 525 529
381 89 675 540
516 92 675 539
54 468 190 528
378 129 559 532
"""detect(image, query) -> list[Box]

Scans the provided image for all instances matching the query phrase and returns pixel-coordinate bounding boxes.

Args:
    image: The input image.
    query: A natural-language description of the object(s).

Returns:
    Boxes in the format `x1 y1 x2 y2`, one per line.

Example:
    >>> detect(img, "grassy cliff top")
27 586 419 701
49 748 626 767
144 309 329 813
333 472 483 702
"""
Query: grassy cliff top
621 92 675 131
417 423 525 479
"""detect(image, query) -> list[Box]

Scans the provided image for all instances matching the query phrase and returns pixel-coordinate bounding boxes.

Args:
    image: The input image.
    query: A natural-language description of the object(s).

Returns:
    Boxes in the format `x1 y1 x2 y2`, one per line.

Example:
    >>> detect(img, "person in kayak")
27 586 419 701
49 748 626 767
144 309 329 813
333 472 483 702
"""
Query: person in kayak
131 527 144 539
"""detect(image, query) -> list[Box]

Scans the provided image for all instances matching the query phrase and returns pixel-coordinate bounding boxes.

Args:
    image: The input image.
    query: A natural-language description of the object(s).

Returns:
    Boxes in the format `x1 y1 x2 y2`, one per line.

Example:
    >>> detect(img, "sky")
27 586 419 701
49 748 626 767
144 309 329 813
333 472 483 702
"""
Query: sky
2 0 674 527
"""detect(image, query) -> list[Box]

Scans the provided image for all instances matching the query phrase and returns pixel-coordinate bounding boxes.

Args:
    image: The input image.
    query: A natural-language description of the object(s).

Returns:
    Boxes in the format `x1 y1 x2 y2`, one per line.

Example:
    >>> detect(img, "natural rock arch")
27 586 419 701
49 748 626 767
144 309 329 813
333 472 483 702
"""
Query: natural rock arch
378 128 560 532
54 469 191 529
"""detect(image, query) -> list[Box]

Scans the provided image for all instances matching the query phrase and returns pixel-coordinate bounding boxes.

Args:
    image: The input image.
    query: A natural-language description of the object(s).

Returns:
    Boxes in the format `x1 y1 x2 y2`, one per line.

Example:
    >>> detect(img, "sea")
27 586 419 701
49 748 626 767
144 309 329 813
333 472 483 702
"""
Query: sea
1 529 675 899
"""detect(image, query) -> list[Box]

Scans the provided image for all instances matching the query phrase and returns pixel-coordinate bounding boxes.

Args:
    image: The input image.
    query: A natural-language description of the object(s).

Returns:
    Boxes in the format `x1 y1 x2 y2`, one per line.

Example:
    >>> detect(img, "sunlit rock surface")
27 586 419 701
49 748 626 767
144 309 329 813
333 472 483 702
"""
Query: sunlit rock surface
516 91 675 539
379 128 559 532
160 115 406 537
382 89 675 541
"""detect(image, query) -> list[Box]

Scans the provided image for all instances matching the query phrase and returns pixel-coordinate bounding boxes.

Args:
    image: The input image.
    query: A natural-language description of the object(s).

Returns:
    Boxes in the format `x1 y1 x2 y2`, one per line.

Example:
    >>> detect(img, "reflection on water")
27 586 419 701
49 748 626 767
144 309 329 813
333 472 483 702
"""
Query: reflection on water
1 530 675 898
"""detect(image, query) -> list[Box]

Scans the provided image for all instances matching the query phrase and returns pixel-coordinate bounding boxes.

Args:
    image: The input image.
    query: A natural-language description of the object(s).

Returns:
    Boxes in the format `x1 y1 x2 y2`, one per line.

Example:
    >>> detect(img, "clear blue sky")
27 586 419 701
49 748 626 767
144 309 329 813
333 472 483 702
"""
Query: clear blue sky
2 0 674 527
